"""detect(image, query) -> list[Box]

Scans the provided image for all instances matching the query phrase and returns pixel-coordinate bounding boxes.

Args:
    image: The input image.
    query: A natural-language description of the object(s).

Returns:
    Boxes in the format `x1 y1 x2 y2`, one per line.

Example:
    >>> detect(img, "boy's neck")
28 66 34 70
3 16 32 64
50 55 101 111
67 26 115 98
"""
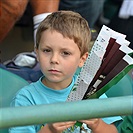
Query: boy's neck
42 77 73 90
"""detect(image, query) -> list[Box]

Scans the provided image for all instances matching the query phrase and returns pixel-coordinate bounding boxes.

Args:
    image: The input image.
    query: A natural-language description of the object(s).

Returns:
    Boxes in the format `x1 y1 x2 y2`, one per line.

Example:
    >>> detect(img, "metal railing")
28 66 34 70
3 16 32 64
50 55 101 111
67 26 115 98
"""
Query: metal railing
0 95 132 129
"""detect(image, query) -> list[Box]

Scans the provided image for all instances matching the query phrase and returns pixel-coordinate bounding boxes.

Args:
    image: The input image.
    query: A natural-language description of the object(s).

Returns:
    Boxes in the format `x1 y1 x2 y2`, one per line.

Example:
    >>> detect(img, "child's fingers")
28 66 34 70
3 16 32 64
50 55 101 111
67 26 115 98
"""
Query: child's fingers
48 121 76 131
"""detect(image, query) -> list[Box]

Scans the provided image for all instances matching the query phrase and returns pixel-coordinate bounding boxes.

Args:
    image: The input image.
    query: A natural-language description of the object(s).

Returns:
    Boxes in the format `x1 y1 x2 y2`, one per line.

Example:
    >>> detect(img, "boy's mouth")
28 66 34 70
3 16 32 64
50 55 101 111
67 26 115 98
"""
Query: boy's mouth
48 69 61 74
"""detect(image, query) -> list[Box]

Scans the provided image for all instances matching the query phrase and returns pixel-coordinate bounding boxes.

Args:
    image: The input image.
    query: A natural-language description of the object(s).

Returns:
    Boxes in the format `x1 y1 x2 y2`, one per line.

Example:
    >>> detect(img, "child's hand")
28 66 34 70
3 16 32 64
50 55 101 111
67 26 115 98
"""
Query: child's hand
79 119 118 133
79 118 101 130
47 121 76 133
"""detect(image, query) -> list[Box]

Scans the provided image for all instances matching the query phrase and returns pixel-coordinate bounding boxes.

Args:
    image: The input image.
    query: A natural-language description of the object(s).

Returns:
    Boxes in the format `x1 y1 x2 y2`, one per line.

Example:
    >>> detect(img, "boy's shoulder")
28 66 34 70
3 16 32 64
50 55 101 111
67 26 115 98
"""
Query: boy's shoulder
15 78 41 96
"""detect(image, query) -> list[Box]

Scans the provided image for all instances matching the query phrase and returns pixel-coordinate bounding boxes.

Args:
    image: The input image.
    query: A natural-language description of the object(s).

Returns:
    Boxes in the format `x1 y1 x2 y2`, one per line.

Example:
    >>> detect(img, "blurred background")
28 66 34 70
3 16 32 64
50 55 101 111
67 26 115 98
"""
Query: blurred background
0 0 133 62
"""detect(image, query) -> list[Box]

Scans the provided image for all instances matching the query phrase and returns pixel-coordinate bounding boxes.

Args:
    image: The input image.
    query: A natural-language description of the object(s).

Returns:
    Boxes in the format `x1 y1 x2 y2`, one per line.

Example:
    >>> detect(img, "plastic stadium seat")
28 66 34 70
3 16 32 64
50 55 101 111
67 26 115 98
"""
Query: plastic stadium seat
0 68 29 108
0 68 29 133
105 72 133 97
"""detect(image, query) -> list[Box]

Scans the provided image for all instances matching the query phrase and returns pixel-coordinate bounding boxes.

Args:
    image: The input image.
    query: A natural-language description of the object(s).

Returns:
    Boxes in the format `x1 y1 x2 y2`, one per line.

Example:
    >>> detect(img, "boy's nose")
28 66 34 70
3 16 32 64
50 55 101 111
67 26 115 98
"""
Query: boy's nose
50 53 59 64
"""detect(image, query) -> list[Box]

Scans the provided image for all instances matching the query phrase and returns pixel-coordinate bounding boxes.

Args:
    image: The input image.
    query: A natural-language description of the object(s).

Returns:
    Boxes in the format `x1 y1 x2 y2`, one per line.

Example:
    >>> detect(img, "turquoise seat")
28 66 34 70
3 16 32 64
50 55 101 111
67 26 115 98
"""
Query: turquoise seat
106 71 133 132
0 68 29 107
105 72 133 97
0 68 29 133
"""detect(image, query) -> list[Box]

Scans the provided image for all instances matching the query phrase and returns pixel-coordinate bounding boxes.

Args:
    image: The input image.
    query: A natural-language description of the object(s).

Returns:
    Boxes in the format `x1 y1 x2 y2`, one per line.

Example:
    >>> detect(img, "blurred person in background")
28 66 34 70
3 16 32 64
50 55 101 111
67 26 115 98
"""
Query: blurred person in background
107 0 133 50
59 0 106 28
0 0 59 44
0 0 107 45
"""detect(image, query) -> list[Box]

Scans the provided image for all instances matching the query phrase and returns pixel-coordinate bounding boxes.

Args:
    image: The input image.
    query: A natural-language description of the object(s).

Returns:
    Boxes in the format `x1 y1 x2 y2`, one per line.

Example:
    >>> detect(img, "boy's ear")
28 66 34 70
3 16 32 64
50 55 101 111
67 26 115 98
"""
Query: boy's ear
78 52 88 67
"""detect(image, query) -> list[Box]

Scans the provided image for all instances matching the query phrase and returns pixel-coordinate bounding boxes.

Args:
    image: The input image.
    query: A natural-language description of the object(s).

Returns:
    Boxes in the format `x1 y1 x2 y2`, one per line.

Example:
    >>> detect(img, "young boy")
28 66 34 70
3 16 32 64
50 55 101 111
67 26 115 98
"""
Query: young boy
9 11 120 133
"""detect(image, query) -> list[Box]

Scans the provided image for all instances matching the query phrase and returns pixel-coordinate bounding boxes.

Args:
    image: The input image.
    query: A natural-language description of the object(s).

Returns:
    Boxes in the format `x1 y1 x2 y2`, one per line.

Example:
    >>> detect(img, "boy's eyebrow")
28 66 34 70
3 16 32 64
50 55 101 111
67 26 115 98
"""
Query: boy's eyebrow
40 41 65 47
40 44 75 52
39 42 51 47
40 45 51 49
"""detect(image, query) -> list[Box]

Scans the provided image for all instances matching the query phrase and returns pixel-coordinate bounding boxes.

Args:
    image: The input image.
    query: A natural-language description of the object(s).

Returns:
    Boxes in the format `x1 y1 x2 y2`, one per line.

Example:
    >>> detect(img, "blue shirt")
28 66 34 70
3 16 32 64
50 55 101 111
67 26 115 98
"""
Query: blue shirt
9 76 122 133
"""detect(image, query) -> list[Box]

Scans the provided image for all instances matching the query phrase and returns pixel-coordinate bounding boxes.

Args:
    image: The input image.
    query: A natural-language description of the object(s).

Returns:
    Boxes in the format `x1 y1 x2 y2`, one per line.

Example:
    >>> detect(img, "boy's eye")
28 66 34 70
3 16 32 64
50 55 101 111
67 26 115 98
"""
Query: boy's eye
62 51 71 56
43 49 51 52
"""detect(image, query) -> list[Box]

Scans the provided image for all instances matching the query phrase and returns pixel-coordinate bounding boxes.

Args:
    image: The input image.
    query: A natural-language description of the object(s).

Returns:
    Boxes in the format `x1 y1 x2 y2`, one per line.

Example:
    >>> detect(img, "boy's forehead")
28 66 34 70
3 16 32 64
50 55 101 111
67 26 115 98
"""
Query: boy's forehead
39 30 81 50
41 29 69 40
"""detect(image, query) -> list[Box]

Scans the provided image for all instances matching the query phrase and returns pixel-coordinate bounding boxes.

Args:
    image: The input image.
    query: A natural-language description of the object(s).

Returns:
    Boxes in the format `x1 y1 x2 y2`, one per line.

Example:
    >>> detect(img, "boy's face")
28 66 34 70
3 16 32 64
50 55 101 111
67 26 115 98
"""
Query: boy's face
36 30 88 89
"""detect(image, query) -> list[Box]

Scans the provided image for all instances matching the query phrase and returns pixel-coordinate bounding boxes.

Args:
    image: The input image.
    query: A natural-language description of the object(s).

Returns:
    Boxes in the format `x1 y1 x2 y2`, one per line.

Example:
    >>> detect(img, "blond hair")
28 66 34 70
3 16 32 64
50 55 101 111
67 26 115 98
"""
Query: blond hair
36 10 91 56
